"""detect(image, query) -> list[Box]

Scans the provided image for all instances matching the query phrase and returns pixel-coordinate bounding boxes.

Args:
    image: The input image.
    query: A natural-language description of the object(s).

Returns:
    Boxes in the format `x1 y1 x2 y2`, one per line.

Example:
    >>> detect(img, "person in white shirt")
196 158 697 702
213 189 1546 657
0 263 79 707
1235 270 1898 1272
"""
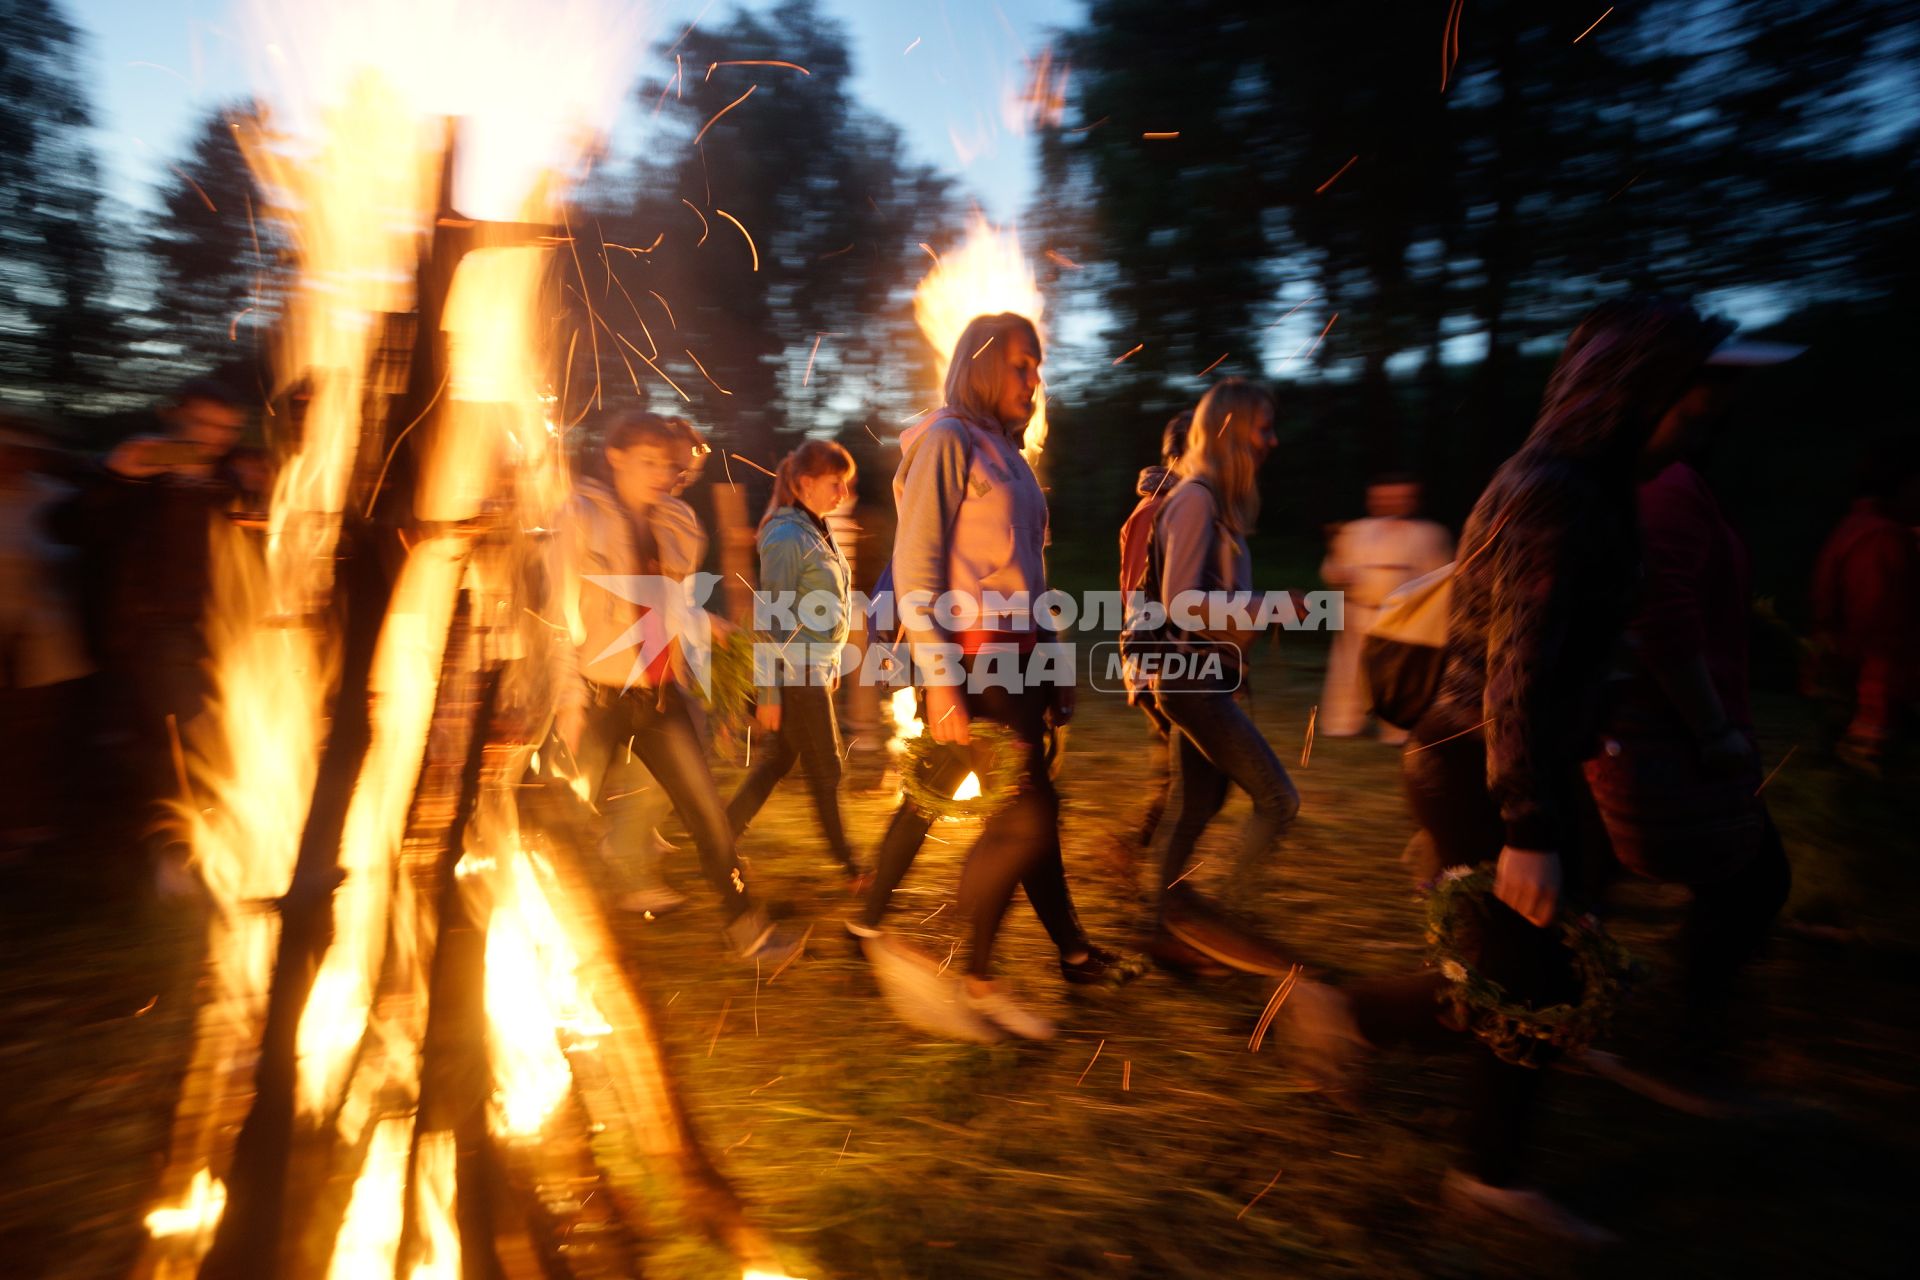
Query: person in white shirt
1318 476 1453 742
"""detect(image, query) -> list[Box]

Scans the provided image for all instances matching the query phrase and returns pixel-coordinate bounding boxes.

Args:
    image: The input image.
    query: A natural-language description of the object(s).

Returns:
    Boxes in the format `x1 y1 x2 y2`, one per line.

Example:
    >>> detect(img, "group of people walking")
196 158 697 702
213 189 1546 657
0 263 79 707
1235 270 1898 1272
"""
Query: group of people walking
542 295 1833 1243
7 293 1905 1246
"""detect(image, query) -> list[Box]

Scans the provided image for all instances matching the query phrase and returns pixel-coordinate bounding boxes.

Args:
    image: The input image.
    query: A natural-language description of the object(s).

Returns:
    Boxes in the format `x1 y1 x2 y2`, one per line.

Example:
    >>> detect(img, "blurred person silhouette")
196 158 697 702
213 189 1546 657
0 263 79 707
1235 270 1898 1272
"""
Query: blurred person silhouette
551 411 803 964
0 408 93 864
1808 434 1920 777
1103 408 1191 873
726 439 868 888
824 480 882 751
1580 341 1803 1113
1318 474 1453 743
1283 298 1737 1245
53 378 256 891
1122 381 1301 977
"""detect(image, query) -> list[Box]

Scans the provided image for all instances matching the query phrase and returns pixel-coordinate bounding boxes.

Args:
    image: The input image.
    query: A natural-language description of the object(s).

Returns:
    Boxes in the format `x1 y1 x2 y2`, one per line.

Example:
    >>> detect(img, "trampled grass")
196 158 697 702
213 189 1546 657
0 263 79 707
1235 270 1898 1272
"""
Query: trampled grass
2 638 1914 1278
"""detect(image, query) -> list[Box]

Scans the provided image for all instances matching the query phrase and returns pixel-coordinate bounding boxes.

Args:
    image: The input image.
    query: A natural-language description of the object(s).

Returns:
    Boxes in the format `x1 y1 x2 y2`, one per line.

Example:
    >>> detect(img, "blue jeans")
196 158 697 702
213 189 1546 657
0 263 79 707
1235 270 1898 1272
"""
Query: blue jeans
584 683 753 921
573 688 671 889
1149 690 1300 911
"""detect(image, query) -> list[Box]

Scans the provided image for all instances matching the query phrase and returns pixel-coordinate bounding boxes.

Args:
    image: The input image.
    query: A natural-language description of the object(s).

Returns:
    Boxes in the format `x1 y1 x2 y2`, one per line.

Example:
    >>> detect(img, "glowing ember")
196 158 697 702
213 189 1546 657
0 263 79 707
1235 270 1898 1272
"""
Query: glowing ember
953 773 983 801
912 212 1049 460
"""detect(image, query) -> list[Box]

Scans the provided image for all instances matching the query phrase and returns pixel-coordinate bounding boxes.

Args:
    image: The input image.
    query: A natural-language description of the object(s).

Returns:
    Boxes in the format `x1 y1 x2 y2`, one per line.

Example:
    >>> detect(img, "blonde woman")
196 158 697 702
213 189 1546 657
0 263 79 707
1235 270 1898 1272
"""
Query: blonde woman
1131 378 1300 974
865 312 1140 1042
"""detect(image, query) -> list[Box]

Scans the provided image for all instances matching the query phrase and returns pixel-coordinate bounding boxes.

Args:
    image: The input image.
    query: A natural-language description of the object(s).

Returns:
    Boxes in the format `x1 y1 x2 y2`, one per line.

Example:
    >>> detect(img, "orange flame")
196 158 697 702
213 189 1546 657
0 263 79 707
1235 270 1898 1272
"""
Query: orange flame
144 1168 227 1242
482 846 612 1137
147 0 638 1272
884 687 980 804
912 213 1049 460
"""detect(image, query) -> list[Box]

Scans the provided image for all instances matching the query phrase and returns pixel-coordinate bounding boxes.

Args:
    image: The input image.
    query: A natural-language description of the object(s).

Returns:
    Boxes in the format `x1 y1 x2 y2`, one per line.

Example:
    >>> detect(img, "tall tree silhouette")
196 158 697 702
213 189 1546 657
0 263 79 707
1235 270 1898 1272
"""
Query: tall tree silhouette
147 102 285 381
0 0 116 410
1047 0 1917 431
566 0 957 466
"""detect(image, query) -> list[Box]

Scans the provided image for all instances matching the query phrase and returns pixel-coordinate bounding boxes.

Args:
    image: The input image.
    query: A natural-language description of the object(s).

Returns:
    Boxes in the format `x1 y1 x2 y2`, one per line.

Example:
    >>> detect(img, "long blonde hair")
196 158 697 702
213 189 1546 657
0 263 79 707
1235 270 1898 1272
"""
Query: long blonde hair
761 438 855 530
1179 378 1275 535
944 312 1041 428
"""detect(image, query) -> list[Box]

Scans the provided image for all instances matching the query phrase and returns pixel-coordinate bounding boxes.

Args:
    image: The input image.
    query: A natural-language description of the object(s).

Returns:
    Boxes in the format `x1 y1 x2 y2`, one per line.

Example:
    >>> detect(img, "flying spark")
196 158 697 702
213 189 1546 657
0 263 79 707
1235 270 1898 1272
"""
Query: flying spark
715 208 759 271
1237 1168 1285 1220
680 199 710 246
1574 6 1615 43
694 84 758 147
1284 313 1339 366
707 60 810 79
1314 155 1359 195
1075 1039 1106 1087
1441 0 1466 92
804 333 825 386
685 347 732 395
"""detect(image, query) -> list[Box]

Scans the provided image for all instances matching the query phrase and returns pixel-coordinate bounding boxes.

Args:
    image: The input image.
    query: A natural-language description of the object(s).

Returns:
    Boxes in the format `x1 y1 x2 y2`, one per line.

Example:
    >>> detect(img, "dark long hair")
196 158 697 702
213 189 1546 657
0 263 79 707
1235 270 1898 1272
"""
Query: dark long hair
760 438 855 530
1525 297 1729 467
579 411 706 488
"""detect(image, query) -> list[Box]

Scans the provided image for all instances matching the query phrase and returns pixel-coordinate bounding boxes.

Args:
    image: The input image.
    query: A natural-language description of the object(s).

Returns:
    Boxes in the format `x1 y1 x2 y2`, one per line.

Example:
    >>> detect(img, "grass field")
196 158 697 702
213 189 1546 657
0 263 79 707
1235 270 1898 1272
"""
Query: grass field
3 637 1915 1278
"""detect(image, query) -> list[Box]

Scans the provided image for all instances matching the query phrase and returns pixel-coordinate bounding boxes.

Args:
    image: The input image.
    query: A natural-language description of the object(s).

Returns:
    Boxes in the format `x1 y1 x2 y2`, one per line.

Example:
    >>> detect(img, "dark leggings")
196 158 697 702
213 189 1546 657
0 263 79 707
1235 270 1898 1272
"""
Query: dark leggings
1343 726 1587 1186
1682 813 1792 1038
726 683 856 870
1150 689 1300 912
859 678 1088 977
609 684 755 922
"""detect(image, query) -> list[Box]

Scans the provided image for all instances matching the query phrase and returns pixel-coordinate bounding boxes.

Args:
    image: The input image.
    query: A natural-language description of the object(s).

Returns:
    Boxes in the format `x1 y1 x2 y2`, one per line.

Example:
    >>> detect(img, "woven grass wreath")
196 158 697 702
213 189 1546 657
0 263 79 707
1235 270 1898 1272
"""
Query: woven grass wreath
701 627 758 733
899 721 1023 823
1425 865 1637 1068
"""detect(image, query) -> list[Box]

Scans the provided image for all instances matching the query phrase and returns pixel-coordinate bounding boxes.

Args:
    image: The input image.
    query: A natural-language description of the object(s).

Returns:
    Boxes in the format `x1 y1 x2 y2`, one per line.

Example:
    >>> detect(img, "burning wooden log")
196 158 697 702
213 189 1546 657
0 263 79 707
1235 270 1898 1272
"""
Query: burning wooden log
142 105 796 1279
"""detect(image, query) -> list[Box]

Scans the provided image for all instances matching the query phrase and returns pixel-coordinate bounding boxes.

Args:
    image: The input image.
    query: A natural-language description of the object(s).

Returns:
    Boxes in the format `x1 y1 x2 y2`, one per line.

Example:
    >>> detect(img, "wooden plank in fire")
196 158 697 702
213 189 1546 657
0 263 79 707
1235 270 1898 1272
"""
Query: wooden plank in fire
527 822 783 1272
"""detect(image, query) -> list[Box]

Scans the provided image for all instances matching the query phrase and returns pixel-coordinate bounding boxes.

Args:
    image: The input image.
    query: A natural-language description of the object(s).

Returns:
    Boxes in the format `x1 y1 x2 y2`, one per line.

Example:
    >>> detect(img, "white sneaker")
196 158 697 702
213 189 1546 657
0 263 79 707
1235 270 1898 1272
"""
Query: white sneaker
962 981 1055 1041
618 882 689 915
865 937 1004 1043
1439 1169 1620 1247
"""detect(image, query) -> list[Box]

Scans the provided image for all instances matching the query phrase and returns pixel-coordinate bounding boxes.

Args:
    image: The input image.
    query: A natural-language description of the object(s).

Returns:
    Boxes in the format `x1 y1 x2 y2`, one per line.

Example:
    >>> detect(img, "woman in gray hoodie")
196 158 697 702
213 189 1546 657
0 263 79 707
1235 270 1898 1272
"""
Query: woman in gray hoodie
860 312 1141 1042
726 439 865 884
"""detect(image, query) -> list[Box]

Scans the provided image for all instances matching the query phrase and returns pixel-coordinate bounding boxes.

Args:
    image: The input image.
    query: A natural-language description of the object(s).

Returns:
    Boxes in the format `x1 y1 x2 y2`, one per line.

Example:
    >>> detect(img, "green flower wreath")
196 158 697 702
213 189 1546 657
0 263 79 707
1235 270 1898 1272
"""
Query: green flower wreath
1425 865 1637 1068
898 721 1023 823
700 627 758 734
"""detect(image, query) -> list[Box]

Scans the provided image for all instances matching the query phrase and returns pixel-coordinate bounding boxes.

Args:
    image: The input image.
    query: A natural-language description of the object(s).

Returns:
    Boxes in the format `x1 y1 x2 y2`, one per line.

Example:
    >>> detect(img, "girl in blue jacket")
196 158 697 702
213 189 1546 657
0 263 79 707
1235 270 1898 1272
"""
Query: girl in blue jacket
726 440 866 885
